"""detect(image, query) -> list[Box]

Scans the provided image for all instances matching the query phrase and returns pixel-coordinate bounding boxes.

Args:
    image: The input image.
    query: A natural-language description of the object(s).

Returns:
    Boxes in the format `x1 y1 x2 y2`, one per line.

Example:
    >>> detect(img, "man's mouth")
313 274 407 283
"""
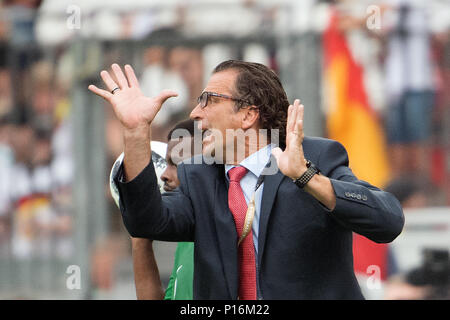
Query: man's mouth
163 184 175 192
202 129 213 144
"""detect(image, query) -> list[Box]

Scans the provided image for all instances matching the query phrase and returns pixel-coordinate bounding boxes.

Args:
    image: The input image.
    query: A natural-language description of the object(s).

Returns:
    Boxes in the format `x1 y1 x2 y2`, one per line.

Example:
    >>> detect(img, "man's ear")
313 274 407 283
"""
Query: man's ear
241 107 260 130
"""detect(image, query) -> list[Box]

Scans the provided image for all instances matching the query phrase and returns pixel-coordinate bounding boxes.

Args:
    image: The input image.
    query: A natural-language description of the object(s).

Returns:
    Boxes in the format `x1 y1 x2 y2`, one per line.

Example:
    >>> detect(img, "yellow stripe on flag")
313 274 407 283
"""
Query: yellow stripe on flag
324 43 390 188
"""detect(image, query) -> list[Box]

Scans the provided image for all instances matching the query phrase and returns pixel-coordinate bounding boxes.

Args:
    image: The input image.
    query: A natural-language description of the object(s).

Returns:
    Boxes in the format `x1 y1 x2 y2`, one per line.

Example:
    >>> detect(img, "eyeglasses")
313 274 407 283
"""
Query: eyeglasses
197 91 252 109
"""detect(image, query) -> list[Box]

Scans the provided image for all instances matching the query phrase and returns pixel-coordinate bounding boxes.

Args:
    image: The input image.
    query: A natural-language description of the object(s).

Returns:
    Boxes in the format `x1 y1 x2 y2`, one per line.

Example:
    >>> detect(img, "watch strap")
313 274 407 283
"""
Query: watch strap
293 161 319 189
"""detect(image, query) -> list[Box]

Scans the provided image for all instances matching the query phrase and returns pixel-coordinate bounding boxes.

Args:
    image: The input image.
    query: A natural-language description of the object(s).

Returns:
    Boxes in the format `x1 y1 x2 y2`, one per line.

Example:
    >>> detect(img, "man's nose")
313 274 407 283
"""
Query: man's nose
190 103 203 121
161 169 170 183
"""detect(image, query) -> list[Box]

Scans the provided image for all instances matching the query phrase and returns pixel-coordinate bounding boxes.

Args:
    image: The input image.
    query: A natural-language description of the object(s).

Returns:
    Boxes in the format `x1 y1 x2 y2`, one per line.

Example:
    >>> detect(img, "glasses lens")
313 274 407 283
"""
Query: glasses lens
200 92 209 108
197 93 205 107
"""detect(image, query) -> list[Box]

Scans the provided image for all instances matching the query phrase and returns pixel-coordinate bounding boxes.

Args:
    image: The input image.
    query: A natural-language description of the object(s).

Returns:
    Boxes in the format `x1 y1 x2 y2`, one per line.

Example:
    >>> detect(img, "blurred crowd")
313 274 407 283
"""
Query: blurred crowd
0 0 73 263
334 0 449 204
0 0 448 298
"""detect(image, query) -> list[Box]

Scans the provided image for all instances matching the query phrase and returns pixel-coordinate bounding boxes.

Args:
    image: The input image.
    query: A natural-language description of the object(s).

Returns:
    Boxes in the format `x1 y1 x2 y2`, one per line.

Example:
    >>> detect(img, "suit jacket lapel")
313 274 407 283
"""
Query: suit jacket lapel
257 160 285 267
213 168 239 299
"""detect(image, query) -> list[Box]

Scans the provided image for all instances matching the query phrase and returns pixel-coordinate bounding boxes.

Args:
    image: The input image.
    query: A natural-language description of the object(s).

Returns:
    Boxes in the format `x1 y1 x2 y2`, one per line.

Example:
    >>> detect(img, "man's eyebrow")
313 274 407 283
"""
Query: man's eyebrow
166 156 176 166
209 95 220 103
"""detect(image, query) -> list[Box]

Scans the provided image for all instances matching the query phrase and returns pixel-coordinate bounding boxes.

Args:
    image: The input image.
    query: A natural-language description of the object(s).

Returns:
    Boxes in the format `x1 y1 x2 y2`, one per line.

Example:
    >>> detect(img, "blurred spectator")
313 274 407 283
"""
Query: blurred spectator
334 0 447 205
0 115 14 247
0 33 75 260
168 46 204 111
0 3 10 119
5 111 70 259
382 0 436 177
90 232 129 292
8 115 39 258
3 0 41 48
0 69 12 117
139 46 189 129
384 175 428 208
30 60 55 132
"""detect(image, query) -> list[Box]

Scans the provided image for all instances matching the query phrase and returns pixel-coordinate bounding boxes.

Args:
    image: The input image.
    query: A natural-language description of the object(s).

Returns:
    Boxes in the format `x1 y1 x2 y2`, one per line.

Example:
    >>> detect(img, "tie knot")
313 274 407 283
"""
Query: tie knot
228 166 248 182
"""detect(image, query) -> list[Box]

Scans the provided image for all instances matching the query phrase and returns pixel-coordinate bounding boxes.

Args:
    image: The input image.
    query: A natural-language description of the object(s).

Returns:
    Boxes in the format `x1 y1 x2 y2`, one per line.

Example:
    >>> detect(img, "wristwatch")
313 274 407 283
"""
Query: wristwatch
292 160 320 189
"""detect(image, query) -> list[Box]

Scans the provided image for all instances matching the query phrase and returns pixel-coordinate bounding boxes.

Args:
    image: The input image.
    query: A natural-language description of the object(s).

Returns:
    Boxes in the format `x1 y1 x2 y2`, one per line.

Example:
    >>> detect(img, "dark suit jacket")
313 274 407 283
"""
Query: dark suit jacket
115 136 404 299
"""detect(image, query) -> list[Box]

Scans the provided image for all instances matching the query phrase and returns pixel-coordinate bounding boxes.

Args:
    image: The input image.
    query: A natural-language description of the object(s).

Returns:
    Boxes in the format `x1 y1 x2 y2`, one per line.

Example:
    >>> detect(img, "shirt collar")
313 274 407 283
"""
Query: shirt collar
225 143 274 180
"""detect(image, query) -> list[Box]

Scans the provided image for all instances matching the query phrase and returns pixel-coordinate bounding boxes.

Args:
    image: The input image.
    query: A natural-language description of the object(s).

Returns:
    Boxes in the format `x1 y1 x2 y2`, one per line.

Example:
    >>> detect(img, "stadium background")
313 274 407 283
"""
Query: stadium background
0 0 448 299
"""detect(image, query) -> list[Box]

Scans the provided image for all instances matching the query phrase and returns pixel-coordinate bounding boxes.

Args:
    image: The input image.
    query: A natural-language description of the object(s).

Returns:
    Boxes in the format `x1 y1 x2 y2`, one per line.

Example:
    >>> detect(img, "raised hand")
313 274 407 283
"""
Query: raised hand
271 99 308 180
88 64 178 130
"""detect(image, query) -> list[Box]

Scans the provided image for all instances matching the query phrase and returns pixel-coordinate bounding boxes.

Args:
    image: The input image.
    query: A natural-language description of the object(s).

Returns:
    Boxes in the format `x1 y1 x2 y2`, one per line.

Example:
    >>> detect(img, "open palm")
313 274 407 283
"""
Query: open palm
88 64 177 130
271 99 308 180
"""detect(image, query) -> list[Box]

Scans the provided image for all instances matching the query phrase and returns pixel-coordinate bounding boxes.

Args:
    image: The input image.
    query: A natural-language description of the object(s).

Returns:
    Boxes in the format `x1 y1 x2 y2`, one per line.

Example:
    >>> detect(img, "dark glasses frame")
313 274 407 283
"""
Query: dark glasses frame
197 91 252 109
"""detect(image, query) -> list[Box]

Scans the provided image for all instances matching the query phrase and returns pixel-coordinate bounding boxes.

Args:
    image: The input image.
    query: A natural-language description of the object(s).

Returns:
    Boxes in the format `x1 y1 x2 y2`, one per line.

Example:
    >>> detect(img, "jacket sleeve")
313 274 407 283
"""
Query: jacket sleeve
317 140 405 243
114 161 195 242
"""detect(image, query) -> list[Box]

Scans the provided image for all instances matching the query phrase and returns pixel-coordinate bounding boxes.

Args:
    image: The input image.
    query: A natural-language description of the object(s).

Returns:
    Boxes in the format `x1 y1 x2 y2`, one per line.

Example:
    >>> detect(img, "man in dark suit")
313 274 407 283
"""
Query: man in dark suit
89 60 404 299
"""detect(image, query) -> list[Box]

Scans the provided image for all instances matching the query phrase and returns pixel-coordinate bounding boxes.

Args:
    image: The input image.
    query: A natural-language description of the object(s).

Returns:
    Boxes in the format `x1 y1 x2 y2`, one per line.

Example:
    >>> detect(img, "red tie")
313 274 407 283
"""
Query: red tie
228 166 257 300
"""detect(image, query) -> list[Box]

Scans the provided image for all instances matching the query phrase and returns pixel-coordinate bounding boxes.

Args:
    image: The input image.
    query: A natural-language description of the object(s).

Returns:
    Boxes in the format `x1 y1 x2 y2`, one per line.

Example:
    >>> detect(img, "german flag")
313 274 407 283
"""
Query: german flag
323 12 390 188
323 12 391 281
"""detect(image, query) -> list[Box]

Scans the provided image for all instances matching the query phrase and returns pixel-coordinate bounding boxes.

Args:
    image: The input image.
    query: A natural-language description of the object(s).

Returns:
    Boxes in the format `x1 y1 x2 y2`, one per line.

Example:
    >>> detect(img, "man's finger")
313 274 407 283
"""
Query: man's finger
100 70 119 92
124 64 140 88
286 104 295 134
287 104 295 134
111 63 129 89
293 99 301 118
295 104 304 134
284 105 293 149
88 85 112 100
292 99 302 132
288 103 298 134
297 103 304 124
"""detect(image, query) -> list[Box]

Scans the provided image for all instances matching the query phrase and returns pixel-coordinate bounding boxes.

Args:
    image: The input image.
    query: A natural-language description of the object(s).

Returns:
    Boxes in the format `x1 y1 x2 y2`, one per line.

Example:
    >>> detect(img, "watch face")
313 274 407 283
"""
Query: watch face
306 160 311 168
